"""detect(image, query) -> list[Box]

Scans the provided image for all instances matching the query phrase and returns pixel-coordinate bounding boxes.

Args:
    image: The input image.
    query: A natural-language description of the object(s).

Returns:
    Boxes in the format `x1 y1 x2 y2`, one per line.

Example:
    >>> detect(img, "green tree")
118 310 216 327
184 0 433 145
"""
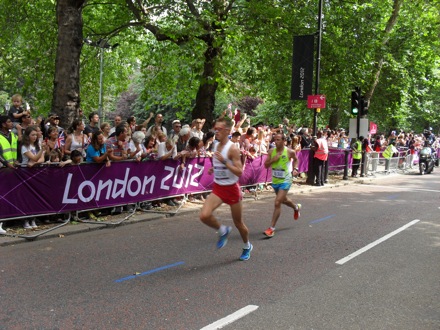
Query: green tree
52 0 86 126
1 0 439 134
0 0 58 113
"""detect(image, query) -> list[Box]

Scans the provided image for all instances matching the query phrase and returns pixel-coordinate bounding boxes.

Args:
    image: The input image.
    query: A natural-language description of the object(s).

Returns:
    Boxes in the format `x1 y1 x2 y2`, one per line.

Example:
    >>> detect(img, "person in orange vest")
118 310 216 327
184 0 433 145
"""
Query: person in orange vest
311 130 329 186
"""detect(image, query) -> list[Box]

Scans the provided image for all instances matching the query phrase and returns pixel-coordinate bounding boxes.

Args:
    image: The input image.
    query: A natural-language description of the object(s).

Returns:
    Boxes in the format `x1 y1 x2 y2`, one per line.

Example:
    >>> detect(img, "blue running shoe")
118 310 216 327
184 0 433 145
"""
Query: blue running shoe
239 243 253 261
217 226 232 249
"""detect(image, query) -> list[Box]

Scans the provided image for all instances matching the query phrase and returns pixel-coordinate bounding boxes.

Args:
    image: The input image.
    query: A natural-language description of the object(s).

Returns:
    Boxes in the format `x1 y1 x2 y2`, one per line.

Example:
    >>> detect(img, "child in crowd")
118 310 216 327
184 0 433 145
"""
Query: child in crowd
8 94 30 134
47 150 62 163
59 149 83 167
45 149 82 167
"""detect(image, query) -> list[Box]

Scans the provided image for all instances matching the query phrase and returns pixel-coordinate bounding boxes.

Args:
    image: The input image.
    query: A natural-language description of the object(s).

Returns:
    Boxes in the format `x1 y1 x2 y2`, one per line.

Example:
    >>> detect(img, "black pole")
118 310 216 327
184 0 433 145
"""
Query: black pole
313 0 323 136
306 0 323 185
356 109 360 139
343 149 349 180
360 151 366 177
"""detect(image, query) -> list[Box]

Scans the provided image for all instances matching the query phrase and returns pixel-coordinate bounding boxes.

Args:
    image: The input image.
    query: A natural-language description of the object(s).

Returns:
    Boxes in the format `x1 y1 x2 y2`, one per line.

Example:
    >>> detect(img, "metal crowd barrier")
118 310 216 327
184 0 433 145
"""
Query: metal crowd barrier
1 213 71 241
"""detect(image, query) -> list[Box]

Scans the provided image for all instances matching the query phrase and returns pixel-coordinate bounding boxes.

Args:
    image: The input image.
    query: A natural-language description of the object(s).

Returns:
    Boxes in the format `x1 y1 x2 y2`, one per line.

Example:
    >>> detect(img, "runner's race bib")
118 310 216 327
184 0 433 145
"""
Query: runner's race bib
272 168 285 178
214 166 228 180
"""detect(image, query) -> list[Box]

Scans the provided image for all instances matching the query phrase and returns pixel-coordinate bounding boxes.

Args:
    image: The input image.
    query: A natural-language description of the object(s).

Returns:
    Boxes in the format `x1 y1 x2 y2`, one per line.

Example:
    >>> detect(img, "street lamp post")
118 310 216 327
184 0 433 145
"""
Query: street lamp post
84 38 119 125
98 46 104 124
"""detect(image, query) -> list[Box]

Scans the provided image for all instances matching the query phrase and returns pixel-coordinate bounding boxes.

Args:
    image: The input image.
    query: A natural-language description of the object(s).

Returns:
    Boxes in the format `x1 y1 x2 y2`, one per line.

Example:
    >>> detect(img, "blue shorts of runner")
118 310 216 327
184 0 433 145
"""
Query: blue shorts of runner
212 182 243 205
271 182 291 193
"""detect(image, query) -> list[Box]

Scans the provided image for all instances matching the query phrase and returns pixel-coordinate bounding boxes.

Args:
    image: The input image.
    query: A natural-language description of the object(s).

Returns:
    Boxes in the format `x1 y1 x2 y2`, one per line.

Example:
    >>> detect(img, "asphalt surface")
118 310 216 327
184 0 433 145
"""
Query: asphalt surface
1 168 439 330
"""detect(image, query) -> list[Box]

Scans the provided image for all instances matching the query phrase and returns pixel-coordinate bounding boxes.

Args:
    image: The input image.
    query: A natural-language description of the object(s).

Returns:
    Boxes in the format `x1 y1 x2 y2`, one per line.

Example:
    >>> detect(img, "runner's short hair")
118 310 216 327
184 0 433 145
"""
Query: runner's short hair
215 117 233 129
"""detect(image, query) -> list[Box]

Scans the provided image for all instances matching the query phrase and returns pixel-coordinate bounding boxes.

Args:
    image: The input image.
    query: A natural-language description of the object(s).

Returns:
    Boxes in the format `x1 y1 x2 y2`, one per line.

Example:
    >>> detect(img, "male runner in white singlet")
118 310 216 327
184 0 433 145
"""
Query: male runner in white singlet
199 117 253 261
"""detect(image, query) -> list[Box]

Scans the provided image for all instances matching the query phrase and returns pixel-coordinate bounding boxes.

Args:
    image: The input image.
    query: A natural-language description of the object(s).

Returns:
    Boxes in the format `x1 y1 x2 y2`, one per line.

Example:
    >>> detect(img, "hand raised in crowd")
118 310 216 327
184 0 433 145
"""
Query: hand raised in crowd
41 142 49 153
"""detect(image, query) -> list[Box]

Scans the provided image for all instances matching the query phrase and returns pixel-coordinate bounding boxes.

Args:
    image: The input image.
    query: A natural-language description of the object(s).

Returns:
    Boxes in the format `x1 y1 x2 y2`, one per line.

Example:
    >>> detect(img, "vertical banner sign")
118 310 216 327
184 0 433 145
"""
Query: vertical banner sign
370 121 378 135
291 35 314 100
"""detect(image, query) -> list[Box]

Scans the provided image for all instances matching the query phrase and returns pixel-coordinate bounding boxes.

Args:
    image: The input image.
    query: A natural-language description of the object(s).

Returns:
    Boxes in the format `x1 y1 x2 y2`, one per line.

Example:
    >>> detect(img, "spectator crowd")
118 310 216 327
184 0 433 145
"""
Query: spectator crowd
1 94 439 233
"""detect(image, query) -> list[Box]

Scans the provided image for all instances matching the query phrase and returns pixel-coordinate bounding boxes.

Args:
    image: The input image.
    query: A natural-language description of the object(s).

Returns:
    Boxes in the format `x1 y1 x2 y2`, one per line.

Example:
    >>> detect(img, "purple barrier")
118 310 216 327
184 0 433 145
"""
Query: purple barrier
328 148 351 170
297 148 350 172
297 149 309 172
0 156 271 219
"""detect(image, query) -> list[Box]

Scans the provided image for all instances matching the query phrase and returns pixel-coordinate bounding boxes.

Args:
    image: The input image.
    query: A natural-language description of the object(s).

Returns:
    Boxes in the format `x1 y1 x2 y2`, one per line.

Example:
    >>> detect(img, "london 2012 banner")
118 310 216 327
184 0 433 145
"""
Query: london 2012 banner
0 157 271 219
0 150 349 220
291 35 314 101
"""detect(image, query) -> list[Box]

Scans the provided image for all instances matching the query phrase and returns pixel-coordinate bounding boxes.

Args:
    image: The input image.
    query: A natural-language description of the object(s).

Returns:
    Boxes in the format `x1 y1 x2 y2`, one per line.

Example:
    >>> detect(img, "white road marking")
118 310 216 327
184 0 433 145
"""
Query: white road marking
358 184 440 193
336 220 420 265
200 305 259 330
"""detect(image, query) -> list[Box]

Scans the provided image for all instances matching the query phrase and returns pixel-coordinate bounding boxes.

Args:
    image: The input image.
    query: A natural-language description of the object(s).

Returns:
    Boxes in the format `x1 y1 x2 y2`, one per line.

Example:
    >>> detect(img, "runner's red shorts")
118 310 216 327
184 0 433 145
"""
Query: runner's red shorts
212 182 242 205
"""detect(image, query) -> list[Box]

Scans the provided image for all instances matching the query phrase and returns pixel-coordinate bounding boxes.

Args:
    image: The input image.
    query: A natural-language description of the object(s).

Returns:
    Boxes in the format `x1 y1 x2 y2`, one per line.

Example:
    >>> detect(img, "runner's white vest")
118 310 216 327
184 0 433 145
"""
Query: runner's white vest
213 140 238 185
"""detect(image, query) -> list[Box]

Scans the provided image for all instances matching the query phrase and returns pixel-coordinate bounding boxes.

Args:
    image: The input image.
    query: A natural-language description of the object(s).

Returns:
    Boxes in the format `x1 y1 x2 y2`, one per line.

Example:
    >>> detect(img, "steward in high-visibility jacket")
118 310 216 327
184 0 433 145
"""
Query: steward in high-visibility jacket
382 143 398 159
351 136 364 177
0 116 18 168
351 139 362 160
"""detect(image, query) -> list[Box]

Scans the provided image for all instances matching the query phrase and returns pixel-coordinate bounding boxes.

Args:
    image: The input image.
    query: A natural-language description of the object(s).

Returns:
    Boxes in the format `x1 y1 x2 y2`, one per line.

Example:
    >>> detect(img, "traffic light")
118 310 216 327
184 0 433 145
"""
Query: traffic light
360 96 369 116
351 87 361 115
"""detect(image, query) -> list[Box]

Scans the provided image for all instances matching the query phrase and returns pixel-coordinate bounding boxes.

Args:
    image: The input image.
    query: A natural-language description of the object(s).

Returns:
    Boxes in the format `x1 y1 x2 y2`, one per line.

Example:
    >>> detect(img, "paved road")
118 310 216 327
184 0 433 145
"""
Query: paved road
1 172 439 329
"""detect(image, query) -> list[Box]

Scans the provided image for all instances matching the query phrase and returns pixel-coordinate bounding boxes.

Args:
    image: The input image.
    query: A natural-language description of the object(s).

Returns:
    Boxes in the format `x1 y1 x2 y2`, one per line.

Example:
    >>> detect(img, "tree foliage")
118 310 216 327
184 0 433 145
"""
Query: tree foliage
0 0 438 134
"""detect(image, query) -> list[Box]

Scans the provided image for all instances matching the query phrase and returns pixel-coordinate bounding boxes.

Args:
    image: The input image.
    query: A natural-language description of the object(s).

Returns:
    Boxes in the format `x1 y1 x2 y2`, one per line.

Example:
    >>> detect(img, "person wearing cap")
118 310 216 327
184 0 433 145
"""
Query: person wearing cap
169 120 182 142
44 113 64 138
